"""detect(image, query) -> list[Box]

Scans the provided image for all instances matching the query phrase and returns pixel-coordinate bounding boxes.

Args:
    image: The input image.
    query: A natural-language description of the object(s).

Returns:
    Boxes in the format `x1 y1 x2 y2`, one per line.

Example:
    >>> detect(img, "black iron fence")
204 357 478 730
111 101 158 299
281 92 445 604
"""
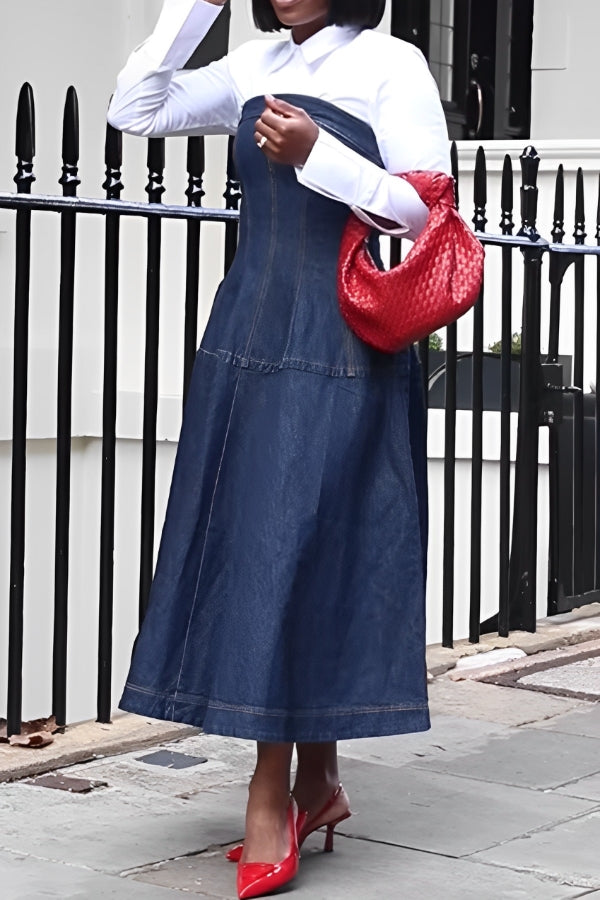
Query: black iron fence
1 83 599 736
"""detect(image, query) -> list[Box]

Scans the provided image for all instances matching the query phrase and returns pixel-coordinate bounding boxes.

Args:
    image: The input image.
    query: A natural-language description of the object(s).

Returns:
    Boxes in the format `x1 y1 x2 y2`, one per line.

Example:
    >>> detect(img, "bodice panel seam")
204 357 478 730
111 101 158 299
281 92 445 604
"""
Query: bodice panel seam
199 346 407 379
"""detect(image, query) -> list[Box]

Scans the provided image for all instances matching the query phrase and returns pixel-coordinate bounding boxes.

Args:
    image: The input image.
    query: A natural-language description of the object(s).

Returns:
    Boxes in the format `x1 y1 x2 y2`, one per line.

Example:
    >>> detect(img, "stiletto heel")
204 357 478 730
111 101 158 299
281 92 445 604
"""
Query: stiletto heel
324 822 335 852
236 798 300 900
298 783 351 850
227 783 351 863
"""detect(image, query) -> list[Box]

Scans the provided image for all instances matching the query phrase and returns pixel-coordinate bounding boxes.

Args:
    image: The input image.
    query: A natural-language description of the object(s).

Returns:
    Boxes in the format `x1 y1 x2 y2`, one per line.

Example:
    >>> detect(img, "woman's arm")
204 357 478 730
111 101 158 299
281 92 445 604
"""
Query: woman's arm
107 0 242 137
295 42 451 240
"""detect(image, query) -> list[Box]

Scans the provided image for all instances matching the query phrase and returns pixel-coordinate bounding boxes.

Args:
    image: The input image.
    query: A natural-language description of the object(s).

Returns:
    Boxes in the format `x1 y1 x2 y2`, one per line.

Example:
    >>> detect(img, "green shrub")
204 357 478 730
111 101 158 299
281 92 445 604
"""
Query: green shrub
488 331 522 355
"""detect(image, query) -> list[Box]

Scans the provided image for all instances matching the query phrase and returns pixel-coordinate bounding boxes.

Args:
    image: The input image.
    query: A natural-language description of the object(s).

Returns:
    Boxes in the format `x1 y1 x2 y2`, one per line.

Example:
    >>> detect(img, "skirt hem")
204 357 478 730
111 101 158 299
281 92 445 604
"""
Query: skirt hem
118 684 430 743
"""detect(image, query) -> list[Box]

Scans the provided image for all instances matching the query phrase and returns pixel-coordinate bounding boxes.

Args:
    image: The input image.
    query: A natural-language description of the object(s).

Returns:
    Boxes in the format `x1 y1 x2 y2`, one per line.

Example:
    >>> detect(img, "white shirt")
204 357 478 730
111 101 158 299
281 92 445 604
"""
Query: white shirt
108 0 451 239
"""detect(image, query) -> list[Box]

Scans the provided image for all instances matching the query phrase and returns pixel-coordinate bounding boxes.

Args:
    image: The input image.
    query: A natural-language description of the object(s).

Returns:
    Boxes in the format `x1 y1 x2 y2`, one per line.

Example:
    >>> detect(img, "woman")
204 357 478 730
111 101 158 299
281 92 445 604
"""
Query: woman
108 1 450 897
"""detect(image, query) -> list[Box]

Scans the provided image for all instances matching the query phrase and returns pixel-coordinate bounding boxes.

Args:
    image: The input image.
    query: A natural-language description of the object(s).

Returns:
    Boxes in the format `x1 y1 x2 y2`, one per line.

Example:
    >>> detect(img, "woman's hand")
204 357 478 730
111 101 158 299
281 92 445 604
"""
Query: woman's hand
254 96 319 167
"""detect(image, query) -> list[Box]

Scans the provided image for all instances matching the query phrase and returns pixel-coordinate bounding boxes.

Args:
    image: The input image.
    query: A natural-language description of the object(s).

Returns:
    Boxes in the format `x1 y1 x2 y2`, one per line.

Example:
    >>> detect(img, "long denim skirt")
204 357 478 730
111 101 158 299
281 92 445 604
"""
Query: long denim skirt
119 95 430 742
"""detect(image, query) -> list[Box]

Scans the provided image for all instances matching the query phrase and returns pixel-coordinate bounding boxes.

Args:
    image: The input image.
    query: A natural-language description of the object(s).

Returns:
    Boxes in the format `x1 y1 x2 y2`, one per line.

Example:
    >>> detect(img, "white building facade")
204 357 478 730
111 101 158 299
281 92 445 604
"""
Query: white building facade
0 1 598 723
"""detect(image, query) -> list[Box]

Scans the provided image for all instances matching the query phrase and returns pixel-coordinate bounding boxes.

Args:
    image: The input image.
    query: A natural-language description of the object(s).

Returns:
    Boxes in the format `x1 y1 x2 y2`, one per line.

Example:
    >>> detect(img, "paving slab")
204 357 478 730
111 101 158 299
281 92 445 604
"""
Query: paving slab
329 758 594 857
64 733 257 800
411 727 600 790
472 809 600 890
0 849 184 900
0 778 248 875
519 656 600 699
338 715 510 768
428 677 586 726
557 773 600 802
531 705 600 739
133 834 584 900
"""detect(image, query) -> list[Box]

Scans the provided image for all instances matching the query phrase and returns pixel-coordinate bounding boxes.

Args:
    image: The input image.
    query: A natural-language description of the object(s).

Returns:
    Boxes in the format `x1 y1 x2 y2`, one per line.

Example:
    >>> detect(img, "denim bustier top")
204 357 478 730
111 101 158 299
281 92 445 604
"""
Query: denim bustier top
200 94 407 378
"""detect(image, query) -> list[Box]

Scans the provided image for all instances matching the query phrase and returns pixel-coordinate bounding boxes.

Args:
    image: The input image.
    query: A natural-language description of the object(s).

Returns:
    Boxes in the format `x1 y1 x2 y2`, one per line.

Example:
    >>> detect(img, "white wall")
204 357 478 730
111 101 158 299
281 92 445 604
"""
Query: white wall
0 2 595 724
531 0 600 139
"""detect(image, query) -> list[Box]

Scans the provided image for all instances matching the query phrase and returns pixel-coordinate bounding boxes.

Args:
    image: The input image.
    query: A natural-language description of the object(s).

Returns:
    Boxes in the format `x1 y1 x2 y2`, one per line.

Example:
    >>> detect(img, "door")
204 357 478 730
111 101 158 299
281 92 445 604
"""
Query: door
391 0 534 141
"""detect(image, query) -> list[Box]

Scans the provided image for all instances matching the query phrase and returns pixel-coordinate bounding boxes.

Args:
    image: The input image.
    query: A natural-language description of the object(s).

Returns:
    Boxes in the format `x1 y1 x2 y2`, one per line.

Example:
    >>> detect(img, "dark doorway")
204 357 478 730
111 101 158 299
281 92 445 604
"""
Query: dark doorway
391 0 534 140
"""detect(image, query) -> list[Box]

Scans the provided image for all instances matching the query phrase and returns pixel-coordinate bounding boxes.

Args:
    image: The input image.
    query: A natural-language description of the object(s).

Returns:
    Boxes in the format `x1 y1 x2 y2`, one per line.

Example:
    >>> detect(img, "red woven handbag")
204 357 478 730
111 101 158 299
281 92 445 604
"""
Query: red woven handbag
337 171 485 353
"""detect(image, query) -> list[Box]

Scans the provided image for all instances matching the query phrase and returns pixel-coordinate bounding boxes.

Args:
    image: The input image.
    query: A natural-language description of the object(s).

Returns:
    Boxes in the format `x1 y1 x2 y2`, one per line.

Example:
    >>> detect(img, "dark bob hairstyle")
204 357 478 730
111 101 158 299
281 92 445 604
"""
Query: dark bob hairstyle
252 0 386 32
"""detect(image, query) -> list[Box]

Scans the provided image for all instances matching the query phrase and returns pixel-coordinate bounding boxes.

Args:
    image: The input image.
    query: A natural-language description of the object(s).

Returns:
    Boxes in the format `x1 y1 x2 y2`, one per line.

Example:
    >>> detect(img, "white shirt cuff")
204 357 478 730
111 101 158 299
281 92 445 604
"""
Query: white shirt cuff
296 128 430 239
134 0 222 70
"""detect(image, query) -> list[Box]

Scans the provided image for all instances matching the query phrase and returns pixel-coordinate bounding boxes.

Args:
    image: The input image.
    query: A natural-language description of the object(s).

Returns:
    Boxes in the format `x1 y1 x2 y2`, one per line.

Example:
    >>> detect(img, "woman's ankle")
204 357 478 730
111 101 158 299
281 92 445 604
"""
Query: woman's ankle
292 773 341 813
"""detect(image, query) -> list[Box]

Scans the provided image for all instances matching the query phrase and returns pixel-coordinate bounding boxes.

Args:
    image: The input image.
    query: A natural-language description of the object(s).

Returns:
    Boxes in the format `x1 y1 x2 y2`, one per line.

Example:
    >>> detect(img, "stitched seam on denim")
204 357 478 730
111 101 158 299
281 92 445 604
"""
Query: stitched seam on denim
197 347 224 361
281 188 307 361
171 164 278 710
239 157 279 365
124 683 426 715
214 350 405 379
170 367 244 715
203 703 429 717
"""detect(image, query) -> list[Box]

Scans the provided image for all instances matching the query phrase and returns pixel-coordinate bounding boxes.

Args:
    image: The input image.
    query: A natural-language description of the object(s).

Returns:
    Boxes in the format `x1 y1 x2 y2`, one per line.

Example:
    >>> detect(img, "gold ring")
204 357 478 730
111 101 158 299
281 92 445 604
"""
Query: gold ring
257 135 267 150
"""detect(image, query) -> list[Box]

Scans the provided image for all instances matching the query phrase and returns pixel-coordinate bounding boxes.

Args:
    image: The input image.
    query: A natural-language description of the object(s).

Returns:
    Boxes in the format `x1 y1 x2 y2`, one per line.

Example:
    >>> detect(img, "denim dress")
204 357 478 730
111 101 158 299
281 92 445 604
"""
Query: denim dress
118 96 430 742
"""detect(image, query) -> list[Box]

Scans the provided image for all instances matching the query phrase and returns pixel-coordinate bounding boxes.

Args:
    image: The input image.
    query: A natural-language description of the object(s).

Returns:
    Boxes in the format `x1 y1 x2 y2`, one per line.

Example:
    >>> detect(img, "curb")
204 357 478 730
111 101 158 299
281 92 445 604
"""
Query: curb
0 713 199 783
426 604 600 677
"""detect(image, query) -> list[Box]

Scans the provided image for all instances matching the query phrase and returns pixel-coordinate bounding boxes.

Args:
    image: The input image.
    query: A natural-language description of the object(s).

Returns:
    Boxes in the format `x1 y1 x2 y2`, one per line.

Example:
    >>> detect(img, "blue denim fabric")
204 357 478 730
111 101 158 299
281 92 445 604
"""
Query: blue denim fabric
119 96 430 742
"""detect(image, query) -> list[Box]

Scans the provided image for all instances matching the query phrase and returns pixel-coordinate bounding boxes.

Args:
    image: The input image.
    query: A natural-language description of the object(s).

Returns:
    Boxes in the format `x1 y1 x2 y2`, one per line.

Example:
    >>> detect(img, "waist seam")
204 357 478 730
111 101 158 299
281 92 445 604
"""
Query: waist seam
200 346 407 379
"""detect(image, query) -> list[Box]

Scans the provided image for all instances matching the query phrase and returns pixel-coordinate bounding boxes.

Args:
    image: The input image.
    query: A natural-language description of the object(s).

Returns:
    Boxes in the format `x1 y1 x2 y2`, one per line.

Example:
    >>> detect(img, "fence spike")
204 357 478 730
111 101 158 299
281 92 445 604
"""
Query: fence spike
517 144 540 241
61 87 79 166
14 83 36 193
185 136 205 208
59 86 80 198
223 136 242 274
500 154 514 235
450 141 459 207
473 146 487 232
574 167 586 245
146 138 165 204
551 164 565 244
224 136 242 210
103 123 123 200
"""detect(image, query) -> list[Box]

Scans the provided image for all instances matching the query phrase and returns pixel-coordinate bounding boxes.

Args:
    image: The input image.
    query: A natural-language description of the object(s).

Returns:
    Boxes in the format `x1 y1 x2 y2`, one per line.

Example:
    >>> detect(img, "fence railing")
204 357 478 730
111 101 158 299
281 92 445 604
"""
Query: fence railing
1 83 600 736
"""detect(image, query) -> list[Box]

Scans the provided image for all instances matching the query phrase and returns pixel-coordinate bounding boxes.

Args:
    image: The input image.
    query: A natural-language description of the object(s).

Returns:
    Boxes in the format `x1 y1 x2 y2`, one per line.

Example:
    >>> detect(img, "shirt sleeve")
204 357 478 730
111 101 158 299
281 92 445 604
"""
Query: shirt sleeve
107 0 243 137
296 42 451 240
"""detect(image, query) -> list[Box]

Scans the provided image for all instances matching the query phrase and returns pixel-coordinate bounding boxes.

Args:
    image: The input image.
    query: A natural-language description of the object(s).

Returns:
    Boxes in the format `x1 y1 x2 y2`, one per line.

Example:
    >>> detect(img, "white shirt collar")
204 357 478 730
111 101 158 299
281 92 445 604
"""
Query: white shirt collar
270 25 360 72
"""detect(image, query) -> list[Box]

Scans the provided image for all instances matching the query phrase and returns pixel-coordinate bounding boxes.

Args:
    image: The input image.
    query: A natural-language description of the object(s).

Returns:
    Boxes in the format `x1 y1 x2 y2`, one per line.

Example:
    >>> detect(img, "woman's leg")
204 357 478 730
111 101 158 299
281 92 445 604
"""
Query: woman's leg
241 741 294 864
292 742 342 813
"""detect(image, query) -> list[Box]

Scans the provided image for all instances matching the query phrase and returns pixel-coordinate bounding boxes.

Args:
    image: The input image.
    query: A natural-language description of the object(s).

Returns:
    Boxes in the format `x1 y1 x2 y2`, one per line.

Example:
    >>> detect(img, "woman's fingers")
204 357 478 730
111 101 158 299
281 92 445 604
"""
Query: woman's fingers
259 106 295 133
255 96 319 166
254 119 279 148
263 94 298 117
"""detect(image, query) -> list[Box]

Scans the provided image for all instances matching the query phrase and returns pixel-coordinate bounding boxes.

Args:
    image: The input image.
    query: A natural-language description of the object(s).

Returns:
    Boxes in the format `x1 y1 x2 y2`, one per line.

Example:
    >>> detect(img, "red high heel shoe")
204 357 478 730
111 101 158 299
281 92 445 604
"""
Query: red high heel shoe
297 782 352 852
227 783 351 863
236 797 300 900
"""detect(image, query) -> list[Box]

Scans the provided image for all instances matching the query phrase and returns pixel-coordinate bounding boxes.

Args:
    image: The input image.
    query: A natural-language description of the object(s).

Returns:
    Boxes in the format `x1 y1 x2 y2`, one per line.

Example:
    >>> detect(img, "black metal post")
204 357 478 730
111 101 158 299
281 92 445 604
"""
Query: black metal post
546 165 568 616
508 146 544 632
498 154 514 637
469 147 487 644
97 122 123 724
596 177 600 590
7 84 35 737
441 143 460 648
138 138 165 624
223 136 241 274
52 87 80 728
183 136 205 407
572 169 586 596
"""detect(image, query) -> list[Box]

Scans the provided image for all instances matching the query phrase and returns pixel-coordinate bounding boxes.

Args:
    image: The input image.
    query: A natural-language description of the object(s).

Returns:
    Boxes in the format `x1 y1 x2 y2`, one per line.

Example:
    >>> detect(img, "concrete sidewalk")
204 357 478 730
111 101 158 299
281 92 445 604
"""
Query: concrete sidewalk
2 654 600 900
